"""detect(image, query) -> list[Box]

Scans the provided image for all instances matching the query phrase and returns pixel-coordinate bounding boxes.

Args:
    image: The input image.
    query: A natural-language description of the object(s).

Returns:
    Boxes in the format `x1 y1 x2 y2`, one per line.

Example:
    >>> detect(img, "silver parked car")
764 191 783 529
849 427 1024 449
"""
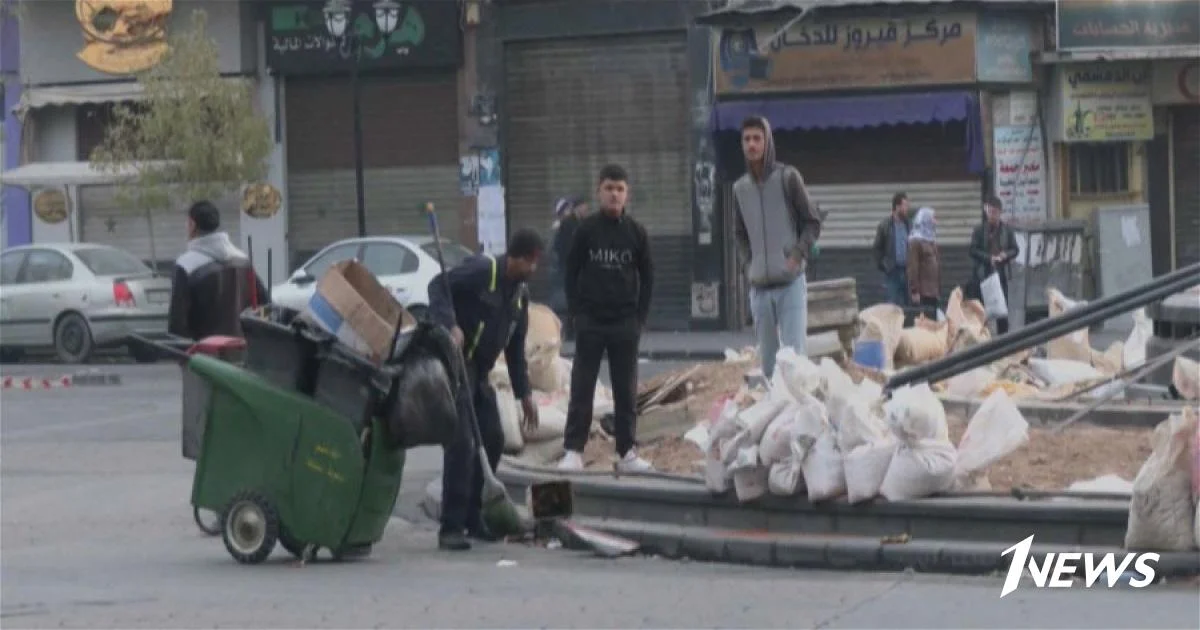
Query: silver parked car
0 243 173 363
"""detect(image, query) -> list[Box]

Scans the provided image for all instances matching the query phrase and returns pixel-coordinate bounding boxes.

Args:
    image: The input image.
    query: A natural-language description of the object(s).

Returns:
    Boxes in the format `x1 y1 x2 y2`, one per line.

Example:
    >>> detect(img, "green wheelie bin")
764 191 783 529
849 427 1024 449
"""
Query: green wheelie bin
186 353 406 564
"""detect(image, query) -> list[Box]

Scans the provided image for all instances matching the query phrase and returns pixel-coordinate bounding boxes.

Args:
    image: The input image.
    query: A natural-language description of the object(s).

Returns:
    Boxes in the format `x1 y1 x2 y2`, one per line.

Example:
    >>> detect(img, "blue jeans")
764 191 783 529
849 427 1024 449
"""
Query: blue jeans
749 275 808 379
883 267 909 307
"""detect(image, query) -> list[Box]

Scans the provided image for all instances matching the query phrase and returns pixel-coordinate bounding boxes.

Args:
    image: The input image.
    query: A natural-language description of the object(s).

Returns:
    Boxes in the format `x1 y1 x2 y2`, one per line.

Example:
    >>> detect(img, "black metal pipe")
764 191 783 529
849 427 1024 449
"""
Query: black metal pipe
266 248 274 304
885 263 1200 392
351 47 367 237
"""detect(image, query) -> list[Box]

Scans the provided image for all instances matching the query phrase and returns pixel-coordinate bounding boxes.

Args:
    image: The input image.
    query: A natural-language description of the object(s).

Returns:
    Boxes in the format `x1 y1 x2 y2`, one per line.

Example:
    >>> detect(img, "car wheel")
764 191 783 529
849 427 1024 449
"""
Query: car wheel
54 312 95 364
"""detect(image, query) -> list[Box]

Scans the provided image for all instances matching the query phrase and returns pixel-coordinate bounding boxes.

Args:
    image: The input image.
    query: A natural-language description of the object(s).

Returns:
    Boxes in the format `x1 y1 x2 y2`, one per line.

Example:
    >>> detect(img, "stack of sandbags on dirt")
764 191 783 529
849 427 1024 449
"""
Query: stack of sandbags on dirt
1125 407 1200 551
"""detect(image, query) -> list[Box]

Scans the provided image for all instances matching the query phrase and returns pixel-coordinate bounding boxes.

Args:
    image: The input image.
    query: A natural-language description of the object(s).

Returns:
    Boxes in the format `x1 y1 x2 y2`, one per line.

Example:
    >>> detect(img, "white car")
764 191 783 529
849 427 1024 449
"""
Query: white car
271 235 475 319
0 243 173 363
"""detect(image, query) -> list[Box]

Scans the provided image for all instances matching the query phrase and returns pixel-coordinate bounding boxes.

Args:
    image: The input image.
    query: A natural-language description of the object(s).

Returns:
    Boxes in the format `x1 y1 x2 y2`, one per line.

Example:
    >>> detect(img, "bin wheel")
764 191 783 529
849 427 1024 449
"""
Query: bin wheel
221 491 279 564
331 543 373 561
193 506 221 536
279 527 306 559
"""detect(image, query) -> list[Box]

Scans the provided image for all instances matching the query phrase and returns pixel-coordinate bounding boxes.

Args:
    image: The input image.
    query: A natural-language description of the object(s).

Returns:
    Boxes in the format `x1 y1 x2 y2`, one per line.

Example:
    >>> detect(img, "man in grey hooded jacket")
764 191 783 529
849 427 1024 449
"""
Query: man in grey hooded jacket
732 116 823 379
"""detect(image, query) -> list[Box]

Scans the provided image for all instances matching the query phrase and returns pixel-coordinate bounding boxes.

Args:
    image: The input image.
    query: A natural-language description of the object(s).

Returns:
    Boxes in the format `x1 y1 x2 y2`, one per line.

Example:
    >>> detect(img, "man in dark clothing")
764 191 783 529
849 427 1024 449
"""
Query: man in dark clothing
969 194 1020 335
429 229 543 551
168 201 266 340
550 196 588 337
872 192 913 308
558 164 654 472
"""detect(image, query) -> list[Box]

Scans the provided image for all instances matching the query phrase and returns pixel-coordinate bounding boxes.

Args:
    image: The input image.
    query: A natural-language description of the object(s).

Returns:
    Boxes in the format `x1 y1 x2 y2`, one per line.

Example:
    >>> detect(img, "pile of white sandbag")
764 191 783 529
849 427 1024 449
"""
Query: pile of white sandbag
703 348 1030 504
1124 406 1200 551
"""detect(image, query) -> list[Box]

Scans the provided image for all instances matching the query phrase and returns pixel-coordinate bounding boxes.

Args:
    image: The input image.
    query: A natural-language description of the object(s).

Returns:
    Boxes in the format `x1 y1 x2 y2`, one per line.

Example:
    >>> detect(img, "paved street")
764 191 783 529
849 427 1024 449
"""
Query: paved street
3 363 1199 629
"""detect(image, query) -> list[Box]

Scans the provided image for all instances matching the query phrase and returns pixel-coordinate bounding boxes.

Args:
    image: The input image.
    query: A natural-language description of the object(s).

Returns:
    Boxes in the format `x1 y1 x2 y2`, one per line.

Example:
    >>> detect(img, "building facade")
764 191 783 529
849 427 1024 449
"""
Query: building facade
1 0 24 248
703 1 1047 325
1041 0 1198 290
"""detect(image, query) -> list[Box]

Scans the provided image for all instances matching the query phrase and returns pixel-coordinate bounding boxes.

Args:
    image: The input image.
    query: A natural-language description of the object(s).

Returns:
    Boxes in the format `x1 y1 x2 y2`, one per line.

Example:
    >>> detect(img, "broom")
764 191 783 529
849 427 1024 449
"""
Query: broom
424 203 524 537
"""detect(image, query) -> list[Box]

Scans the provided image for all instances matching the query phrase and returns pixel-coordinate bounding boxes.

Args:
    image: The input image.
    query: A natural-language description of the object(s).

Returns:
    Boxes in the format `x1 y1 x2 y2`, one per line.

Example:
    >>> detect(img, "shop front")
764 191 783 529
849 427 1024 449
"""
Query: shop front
2 0 24 248
708 8 992 316
8 0 254 268
1152 59 1199 270
264 0 462 266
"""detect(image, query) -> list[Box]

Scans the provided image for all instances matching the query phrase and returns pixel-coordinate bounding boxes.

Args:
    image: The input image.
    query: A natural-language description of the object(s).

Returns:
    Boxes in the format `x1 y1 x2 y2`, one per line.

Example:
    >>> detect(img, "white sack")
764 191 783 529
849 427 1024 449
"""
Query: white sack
768 440 809 497
1174 356 1200 400
1125 408 1199 551
1066 474 1134 495
759 394 827 466
527 349 564 392
733 465 769 502
523 391 569 442
801 431 846 502
817 357 855 401
1123 309 1152 370
953 390 1029 480
942 367 996 399
495 386 525 453
738 396 791 444
1028 358 1125 400
883 383 950 443
704 400 741 494
880 438 957 501
773 347 823 401
844 440 898 504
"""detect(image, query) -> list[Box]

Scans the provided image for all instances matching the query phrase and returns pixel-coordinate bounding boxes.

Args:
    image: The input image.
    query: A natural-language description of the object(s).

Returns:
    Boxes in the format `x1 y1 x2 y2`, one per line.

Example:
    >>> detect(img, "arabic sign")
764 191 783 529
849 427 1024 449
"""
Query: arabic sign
1152 59 1200 104
993 125 1046 221
975 15 1035 83
1057 0 1199 50
715 13 977 95
1058 62 1154 142
265 1 460 74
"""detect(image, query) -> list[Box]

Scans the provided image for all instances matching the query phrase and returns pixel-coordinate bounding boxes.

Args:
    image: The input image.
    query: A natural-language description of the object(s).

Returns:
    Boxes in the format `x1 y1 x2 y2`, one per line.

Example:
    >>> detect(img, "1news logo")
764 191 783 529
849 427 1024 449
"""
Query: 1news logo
1000 535 1160 598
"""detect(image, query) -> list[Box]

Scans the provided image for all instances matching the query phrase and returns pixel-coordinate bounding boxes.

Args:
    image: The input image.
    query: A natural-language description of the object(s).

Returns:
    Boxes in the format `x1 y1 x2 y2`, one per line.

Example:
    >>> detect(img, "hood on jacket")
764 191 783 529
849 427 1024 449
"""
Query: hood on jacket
188 231 248 263
743 115 778 180
910 207 937 242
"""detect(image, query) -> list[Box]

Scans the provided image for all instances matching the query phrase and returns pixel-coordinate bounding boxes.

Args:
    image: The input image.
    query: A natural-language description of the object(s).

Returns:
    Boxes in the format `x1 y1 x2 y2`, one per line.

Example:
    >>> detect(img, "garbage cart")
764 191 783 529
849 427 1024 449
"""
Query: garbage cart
184 352 407 564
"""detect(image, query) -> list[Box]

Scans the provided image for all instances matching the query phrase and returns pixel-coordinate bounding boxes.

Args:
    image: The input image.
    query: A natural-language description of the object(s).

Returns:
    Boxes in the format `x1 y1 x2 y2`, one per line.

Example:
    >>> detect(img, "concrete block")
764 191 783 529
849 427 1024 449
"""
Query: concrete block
936 541 1009 574
765 510 838 534
679 528 728 563
706 505 768 530
833 511 910 537
1154 551 1200 577
824 538 883 570
634 522 686 558
913 516 1040 545
878 540 945 573
773 537 830 568
724 536 775 566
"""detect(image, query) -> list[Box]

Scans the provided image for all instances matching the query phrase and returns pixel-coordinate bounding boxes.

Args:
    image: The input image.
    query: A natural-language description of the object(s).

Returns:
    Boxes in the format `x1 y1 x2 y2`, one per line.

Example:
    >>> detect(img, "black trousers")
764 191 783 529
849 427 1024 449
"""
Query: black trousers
563 318 640 456
918 296 940 321
440 364 504 536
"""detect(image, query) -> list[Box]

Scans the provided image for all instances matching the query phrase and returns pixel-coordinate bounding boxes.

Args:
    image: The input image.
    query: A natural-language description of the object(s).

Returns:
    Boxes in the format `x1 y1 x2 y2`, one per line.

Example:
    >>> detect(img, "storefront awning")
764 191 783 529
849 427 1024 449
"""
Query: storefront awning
15 82 145 114
0 160 175 188
711 90 977 132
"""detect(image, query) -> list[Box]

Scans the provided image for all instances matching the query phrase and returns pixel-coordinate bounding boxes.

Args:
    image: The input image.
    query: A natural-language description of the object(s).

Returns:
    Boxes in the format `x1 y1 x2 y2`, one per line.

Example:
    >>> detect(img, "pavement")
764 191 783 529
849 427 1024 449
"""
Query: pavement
4 362 1200 628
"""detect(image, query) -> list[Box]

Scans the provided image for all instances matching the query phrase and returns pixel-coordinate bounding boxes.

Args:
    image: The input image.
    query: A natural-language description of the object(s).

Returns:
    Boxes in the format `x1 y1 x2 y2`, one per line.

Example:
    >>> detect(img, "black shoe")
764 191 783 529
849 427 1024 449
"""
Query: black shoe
438 532 471 551
468 524 503 543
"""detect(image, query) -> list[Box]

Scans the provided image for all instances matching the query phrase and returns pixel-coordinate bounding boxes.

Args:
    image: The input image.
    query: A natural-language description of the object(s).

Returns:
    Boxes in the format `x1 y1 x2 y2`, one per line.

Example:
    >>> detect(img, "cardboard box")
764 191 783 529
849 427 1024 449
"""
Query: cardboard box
302 260 415 363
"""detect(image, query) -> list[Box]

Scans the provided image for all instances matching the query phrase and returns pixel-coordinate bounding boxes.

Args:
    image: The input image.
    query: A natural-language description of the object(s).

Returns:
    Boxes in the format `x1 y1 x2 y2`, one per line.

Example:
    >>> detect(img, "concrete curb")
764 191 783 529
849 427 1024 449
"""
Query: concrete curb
1 371 122 389
575 517 1200 577
938 394 1185 429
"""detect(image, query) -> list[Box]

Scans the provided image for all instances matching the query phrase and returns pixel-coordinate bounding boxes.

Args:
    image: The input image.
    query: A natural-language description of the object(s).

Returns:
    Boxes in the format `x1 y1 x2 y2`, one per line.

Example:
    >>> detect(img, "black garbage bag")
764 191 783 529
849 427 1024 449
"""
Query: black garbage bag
381 323 464 450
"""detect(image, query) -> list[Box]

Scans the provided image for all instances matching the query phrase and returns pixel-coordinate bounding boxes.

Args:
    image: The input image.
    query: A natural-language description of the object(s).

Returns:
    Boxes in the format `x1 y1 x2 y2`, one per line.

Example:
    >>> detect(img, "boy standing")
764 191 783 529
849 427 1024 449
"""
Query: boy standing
558 165 654 472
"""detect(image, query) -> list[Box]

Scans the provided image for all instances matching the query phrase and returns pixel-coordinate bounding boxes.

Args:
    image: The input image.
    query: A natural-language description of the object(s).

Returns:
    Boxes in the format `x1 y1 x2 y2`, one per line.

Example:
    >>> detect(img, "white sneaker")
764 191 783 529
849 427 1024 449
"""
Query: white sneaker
558 450 584 471
617 450 654 473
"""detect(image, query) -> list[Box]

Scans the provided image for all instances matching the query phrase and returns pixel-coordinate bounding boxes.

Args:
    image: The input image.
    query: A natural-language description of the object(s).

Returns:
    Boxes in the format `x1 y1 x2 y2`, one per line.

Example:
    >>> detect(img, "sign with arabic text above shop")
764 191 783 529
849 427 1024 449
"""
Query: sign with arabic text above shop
1058 62 1154 142
715 13 977 95
1056 0 1199 50
265 1 460 74
975 15 1036 83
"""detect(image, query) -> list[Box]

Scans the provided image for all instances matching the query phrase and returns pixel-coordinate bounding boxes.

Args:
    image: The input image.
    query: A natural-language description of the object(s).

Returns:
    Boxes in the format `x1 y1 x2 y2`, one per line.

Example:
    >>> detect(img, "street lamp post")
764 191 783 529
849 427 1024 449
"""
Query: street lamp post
322 0 401 237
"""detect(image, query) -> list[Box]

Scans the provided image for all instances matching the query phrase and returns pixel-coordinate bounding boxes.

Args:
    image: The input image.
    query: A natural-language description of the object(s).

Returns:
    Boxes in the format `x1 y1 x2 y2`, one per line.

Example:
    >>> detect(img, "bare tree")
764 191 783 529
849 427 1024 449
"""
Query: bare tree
89 10 272 267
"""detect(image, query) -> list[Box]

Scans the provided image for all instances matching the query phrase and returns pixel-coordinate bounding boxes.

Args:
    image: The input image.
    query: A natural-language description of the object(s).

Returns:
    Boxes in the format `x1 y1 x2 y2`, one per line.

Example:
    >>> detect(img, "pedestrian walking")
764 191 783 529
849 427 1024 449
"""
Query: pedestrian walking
906 207 942 320
731 116 823 380
167 200 266 340
969 195 1020 334
872 192 913 308
428 229 544 551
550 195 588 339
557 164 654 472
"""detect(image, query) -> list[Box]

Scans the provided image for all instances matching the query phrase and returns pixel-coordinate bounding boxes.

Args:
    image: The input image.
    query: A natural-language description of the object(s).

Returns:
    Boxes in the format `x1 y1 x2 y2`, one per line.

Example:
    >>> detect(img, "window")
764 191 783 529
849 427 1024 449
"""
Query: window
20 250 74 283
1 252 27 285
361 244 418 276
303 243 362 280
1069 143 1131 195
74 247 151 277
421 241 474 270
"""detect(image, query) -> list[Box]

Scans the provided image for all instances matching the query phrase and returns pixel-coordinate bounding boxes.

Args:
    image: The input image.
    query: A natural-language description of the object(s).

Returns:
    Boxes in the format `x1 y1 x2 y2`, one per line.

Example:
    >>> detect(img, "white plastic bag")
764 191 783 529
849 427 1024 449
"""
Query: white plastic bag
980 272 1008 319
942 367 996 399
768 440 808 496
883 383 950 443
704 400 741 493
844 440 897 504
495 386 524 453
772 347 823 401
1125 408 1199 551
759 394 826 466
800 431 846 501
880 438 957 501
1174 356 1200 400
733 465 769 503
953 390 1029 481
1123 309 1152 370
737 396 791 444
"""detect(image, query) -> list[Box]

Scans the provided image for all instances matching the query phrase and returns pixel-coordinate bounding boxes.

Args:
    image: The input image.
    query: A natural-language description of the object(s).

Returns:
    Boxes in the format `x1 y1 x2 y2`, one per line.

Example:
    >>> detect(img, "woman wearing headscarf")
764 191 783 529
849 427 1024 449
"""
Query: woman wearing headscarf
906 206 942 320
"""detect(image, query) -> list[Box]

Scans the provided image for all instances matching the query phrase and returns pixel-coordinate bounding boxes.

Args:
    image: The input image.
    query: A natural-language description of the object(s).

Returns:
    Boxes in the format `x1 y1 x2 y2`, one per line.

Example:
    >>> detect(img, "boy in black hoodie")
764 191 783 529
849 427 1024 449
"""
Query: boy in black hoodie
558 164 654 472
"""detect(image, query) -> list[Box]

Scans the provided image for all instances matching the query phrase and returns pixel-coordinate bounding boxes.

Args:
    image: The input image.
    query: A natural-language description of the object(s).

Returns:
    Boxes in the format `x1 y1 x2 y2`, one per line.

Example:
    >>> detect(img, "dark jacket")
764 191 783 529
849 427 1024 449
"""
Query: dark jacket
167 232 266 340
553 214 580 275
907 239 941 299
565 209 654 327
427 254 531 398
872 215 912 274
969 221 1020 285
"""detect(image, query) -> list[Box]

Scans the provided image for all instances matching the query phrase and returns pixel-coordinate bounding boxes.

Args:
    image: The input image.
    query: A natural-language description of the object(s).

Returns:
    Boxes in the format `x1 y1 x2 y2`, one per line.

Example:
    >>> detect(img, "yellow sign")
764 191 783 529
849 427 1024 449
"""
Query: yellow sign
32 189 69 225
241 182 282 219
715 13 978 95
1060 62 1154 142
76 0 173 75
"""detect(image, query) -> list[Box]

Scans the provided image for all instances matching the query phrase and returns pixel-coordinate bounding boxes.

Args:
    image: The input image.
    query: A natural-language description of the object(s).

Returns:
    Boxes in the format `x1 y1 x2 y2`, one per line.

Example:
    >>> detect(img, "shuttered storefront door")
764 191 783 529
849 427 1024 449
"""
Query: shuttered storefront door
78 185 241 271
285 75 460 266
505 34 692 330
1173 107 1200 268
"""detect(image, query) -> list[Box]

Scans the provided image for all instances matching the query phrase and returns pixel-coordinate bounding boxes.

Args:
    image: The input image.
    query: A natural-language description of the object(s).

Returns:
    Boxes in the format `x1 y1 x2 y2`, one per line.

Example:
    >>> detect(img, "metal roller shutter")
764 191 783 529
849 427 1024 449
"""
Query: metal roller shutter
285 75 459 265
809 181 982 248
1173 107 1199 269
504 33 693 330
78 185 241 270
